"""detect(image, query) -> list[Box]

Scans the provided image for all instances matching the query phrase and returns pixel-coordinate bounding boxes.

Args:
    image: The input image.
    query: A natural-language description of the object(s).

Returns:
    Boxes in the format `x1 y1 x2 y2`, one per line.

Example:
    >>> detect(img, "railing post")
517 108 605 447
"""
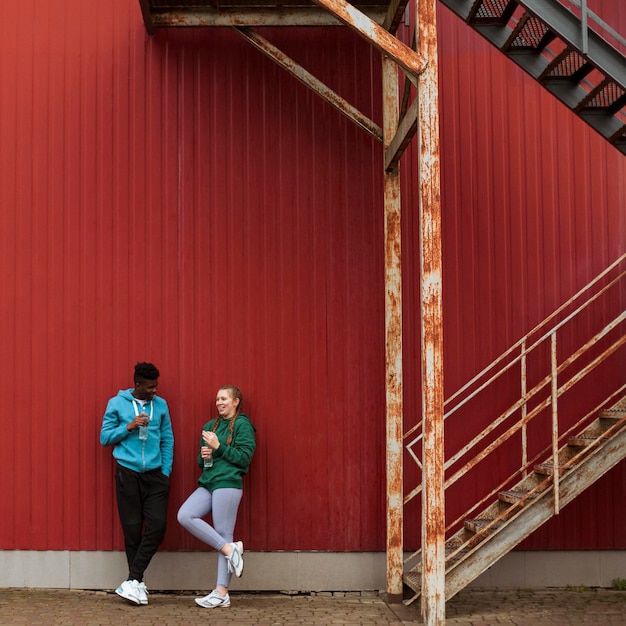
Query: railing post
581 0 589 55
521 339 527 477
551 332 560 514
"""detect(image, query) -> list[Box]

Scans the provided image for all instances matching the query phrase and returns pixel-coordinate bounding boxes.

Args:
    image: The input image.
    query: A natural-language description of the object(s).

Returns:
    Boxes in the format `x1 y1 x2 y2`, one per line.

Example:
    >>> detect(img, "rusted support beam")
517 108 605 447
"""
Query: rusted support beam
149 7 387 28
310 0 427 77
386 26 418 170
385 94 418 171
417 0 444 624
382 55 404 603
234 27 383 142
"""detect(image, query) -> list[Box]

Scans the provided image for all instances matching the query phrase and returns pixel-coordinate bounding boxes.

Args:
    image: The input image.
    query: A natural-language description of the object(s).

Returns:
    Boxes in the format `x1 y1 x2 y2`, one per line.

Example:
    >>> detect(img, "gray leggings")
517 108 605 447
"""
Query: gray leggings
177 487 243 589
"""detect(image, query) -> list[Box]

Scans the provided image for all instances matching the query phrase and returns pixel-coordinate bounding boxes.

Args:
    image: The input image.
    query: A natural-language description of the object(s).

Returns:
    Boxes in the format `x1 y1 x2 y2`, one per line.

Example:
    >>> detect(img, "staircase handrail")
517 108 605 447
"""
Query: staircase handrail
404 253 626 510
403 253 626 447
560 0 626 53
445 252 626 412
446 314 625 467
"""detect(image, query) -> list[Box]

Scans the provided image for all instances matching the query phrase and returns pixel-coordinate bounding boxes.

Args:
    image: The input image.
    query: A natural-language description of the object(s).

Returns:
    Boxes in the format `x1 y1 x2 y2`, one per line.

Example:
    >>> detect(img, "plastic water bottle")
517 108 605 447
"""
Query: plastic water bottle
138 425 148 441
203 447 213 468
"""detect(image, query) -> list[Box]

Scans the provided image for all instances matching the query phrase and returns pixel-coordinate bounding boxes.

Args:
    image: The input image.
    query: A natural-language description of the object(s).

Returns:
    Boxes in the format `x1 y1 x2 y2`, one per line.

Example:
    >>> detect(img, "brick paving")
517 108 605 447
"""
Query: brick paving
1 587 626 625
445 588 626 625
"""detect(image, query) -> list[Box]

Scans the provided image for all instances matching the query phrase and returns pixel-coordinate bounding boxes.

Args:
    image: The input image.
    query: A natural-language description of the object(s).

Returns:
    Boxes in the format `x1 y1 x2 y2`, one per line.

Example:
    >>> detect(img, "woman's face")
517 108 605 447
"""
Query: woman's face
216 388 239 418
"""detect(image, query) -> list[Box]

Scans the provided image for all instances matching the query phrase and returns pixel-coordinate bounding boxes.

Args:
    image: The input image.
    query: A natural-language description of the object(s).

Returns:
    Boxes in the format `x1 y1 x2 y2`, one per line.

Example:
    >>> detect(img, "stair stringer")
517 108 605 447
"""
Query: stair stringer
444 419 626 600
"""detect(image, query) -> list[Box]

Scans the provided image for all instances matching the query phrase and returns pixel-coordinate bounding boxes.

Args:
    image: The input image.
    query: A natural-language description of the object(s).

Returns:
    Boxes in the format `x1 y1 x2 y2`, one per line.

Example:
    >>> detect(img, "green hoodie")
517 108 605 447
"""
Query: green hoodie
197 413 256 491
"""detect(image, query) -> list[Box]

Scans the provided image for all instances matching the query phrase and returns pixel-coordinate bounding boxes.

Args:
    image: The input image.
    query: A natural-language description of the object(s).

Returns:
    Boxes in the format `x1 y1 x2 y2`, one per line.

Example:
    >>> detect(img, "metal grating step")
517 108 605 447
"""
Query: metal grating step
533 461 567 475
498 489 537 504
539 48 593 83
464 517 503 533
568 434 604 447
599 397 626 419
468 0 516 25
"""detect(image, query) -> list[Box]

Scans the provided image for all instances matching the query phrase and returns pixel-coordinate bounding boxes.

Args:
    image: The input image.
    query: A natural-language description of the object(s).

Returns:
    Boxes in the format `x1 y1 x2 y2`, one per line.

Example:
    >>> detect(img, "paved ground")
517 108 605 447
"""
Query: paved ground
1 587 626 625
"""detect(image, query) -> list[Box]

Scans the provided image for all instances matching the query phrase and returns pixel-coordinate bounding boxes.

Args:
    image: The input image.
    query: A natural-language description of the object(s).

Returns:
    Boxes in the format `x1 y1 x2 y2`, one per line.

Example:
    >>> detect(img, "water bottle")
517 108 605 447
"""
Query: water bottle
138 424 148 441
203 447 213 468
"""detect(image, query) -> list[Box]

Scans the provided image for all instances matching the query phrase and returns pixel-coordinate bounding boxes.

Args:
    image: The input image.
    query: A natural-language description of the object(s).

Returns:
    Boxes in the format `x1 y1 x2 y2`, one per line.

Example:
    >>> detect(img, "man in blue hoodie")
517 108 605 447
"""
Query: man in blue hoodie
100 362 174 606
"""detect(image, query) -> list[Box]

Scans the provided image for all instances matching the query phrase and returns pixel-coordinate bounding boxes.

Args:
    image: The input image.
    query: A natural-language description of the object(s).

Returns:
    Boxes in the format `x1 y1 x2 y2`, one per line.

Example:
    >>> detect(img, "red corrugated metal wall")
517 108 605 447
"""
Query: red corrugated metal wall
0 0 624 554
0 4 386 552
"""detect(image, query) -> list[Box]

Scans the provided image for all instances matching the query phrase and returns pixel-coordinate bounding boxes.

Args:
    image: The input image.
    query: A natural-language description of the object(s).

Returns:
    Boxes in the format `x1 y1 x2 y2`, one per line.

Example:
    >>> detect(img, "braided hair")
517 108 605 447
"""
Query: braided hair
211 385 243 445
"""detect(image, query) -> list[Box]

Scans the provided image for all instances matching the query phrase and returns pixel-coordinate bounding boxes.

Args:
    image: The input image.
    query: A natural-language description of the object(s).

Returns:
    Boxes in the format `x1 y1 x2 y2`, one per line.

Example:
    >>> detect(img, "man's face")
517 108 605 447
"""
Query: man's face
134 377 158 401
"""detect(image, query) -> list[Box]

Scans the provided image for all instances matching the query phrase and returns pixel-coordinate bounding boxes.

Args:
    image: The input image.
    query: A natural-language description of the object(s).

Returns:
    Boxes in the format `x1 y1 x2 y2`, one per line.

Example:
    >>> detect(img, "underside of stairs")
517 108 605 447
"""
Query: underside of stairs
438 0 626 155
404 395 626 602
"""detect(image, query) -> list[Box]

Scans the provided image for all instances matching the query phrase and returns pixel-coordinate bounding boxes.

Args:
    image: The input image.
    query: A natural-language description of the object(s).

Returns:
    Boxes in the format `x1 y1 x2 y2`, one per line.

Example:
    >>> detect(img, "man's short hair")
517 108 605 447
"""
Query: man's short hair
134 362 160 382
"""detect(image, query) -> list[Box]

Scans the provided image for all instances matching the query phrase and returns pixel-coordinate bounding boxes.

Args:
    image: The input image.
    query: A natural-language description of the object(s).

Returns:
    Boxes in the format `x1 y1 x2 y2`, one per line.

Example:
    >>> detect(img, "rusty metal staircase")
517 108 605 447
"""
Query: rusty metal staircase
405 398 626 601
403 254 626 604
438 0 626 155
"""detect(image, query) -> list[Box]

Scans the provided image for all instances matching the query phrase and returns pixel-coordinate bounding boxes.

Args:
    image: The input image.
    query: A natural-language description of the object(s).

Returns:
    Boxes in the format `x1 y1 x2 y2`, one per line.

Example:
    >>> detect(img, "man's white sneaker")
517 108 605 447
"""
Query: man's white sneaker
226 541 244 577
115 579 141 605
136 581 149 605
195 589 231 608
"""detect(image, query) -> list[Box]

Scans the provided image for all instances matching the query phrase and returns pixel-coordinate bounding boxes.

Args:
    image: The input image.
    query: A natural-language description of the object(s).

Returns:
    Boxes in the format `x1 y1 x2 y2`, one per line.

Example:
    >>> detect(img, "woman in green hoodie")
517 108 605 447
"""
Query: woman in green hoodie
177 384 256 609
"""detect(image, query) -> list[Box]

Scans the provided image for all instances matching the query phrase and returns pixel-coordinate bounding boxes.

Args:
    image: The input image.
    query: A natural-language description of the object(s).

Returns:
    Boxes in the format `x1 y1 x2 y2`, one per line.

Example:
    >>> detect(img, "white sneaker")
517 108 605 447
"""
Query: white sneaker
136 581 149 605
226 541 244 577
195 589 231 608
115 579 141 605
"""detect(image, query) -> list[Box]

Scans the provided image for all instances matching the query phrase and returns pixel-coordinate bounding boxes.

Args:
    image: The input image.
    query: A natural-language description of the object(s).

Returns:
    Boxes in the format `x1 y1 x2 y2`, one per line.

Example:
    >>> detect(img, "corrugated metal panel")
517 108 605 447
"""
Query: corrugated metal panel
0 0 623 555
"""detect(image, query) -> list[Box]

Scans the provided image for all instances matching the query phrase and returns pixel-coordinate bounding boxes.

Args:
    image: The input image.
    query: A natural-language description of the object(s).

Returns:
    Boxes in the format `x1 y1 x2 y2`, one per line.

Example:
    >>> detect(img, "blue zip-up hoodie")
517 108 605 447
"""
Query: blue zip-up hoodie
100 389 174 476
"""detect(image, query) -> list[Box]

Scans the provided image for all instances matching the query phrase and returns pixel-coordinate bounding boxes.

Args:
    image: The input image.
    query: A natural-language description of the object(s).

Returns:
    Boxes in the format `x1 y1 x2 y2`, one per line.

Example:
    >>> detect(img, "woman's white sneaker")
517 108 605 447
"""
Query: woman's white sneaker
195 589 231 608
226 541 244 577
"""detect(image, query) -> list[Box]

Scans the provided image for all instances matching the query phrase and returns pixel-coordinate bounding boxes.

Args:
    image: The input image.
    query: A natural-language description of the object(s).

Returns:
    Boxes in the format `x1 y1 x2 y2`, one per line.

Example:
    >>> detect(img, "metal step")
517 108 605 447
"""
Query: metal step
533 460 570 475
567 434 604 447
599 397 626 419
438 0 626 155
498 489 538 504
464 517 503 533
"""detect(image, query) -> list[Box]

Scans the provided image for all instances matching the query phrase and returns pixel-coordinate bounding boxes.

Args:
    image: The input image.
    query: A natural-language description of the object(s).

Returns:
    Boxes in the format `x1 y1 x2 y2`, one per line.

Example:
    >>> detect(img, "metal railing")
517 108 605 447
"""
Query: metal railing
561 0 626 54
404 252 626 556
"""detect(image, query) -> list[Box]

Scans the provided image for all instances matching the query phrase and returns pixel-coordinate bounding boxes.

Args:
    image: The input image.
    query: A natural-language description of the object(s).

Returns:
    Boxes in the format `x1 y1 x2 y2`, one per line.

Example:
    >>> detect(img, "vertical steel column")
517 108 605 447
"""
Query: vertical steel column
416 0 444 623
382 54 404 602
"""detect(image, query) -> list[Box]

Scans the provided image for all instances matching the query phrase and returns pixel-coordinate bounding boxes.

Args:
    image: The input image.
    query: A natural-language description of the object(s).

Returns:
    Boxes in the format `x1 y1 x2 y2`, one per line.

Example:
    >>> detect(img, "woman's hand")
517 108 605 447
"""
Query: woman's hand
202 430 221 450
